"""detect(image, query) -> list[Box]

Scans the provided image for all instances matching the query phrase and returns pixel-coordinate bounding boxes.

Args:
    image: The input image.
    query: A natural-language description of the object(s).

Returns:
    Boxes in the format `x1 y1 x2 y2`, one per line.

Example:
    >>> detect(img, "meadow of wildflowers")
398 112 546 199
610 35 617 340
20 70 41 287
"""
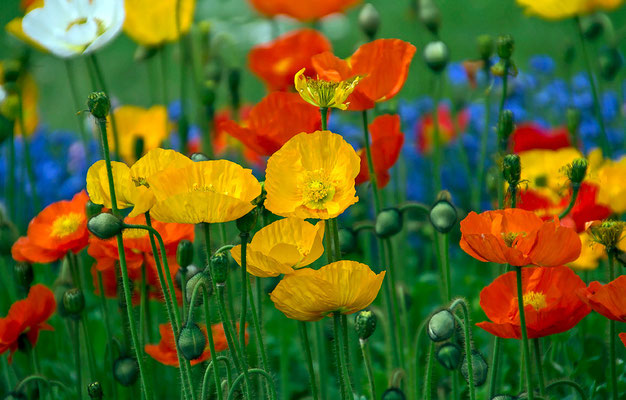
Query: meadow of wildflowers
0 0 625 399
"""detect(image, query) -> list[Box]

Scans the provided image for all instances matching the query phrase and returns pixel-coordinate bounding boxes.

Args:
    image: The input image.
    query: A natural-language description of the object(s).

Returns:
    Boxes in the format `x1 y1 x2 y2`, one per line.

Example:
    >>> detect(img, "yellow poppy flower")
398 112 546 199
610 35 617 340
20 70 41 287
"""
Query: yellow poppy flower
230 217 325 277
269 260 386 322
107 105 169 164
86 148 192 216
265 131 360 219
147 160 262 224
124 0 196 47
584 148 626 213
568 233 603 271
294 68 360 110
516 0 623 20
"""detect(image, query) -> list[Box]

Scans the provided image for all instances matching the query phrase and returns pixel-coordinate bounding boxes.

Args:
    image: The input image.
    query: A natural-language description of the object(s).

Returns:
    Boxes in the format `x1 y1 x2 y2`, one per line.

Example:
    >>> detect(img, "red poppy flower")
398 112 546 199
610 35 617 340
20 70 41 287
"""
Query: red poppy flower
248 0 360 21
576 275 626 322
415 105 469 153
0 284 56 362
477 266 590 339
11 191 89 264
312 39 416 111
459 208 581 266
511 123 571 153
219 92 321 156
518 182 611 233
620 333 626 347
355 114 404 188
249 29 331 91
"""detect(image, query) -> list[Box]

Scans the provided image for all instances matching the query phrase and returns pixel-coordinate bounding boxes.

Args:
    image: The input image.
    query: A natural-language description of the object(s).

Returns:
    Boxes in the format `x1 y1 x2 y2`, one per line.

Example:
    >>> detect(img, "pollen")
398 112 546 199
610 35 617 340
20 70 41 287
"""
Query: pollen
523 291 547 311
302 170 335 210
132 176 150 188
501 232 522 247
51 213 83 238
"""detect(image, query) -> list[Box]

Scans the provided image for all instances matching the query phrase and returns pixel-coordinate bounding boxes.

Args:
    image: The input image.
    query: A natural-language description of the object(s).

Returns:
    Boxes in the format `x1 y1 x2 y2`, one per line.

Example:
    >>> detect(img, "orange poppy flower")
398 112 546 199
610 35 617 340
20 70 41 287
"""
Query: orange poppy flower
459 208 581 267
145 322 246 367
11 191 89 264
0 284 56 362
355 114 404 188
248 0 360 21
219 92 321 156
312 39 416 111
416 105 470 153
620 333 626 347
249 29 332 91
477 266 590 339
576 275 626 322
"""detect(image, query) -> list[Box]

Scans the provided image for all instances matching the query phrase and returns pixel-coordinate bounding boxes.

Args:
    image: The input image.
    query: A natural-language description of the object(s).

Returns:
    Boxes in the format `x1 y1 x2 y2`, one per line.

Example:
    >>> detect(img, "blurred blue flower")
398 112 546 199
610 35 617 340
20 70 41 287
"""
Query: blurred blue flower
529 55 555 75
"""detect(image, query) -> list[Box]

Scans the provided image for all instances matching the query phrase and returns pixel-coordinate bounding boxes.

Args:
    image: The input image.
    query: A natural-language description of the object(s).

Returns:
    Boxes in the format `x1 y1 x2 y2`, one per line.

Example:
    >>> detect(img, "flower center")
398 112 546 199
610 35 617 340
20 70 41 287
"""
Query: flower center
302 170 335 210
523 291 547 311
191 183 230 196
132 176 150 188
66 17 88 32
51 213 83 238
501 232 523 247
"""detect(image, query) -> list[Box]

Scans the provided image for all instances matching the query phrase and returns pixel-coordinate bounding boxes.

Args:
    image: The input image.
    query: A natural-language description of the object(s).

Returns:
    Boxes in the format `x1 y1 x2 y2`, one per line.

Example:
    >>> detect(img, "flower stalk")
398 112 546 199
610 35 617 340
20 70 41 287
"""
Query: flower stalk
299 322 320 400
515 266 535 400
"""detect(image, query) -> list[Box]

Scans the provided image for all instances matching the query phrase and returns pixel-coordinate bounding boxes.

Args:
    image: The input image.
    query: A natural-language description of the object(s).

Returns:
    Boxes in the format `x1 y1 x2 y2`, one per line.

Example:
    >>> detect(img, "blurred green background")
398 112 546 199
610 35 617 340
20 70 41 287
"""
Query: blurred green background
0 0 625 131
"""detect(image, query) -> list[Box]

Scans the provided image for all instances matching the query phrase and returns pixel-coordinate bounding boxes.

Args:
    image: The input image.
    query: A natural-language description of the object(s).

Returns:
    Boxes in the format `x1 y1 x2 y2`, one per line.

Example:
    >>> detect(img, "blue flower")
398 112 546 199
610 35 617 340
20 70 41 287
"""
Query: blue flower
529 55 555 75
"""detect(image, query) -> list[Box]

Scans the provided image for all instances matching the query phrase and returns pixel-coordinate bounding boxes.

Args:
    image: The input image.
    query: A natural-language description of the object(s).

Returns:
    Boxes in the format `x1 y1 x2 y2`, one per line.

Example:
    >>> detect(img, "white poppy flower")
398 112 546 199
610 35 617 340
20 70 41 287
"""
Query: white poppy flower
0 85 6 105
22 0 125 58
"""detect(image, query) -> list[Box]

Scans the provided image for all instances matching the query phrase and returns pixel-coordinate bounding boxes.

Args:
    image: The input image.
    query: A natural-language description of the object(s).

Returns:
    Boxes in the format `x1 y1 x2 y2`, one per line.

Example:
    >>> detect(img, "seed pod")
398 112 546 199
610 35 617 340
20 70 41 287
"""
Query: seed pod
186 271 213 305
429 192 457 234
497 110 514 144
436 342 462 370
502 154 521 188
113 357 139 387
427 309 455 342
423 41 449 73
178 322 207 361
358 3 380 40
477 35 494 61
496 34 514 60
62 288 85 318
87 213 124 240
375 208 403 238
87 92 111 119
354 310 377 341
212 252 229 285
461 349 489 387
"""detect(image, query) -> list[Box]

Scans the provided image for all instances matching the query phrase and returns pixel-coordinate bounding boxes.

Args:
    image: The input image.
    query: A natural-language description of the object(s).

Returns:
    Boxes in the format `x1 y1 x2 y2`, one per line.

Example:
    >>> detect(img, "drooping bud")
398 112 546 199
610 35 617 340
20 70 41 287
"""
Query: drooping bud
87 92 111 119
436 342 462 370
598 47 622 81
85 200 103 219
382 388 406 400
358 3 380 40
423 41 449 73
14 262 34 289
236 208 257 234
178 322 207 361
190 152 210 162
587 220 626 251
87 213 124 240
338 228 357 254
566 158 588 186
477 35 494 61
87 381 104 399
62 288 85 318
113 357 139 387
497 110 514 149
429 191 457 234
427 309 456 342
418 0 441 35
186 270 213 305
496 34 514 60
502 154 521 188
461 349 489 387
354 310 377 341
375 208 403 238
211 252 229 285
176 264 200 290
177 239 194 270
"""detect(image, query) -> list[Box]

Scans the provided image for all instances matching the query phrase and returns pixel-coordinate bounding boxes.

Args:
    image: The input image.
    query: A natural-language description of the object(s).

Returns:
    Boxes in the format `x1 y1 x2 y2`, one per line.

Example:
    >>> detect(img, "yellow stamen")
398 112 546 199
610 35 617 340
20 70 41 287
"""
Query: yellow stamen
51 213 83 238
501 232 521 247
523 291 547 311
302 170 335 210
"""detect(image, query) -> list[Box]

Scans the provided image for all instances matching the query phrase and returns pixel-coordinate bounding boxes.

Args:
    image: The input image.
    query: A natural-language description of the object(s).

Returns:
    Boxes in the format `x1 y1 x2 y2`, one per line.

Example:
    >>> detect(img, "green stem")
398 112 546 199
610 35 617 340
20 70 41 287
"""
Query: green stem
29 347 44 399
246 274 272 396
202 287 223 400
201 356 233 400
360 339 376 400
608 252 618 400
423 342 435 400
558 184 580 219
64 59 89 147
332 313 349 400
315 322 328 400
545 379 588 400
496 60 510 209
320 107 328 131
299 322 320 400
71 320 82 399
340 314 354 393
575 16 610 156
140 263 148 347
90 55 120 159
431 74 443 192
7 126 15 221
17 90 41 213
96 271 117 399
81 317 97 381
450 299 476 400
159 46 169 107
533 338 546 397
515 266 535 400
474 64 491 211
239 232 250 365
441 233 451 301
361 110 383 211
227 369 276 400
487 336 502 398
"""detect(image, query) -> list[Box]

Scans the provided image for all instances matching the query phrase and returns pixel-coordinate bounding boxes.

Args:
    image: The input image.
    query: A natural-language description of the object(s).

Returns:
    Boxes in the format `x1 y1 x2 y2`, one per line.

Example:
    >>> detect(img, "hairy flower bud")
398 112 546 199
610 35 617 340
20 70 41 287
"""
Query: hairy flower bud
359 3 380 40
177 239 194 270
354 310 377 341
87 92 111 119
428 309 456 342
186 270 213 305
14 262 33 289
429 191 457 234
113 357 139 387
461 349 488 387
581 15 603 40
211 252 229 285
423 41 449 73
502 154 521 188
62 288 85 318
375 208 403 238
496 34 514 60
566 158 588 186
497 110 514 147
87 381 103 399
587 220 626 251
88 213 124 239
178 322 207 361
436 342 462 370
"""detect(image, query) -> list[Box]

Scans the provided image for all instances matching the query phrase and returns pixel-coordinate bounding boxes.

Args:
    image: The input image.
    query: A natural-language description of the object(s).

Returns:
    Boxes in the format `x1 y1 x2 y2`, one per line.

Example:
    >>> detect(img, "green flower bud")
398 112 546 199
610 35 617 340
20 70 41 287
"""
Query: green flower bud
581 15 603 40
88 213 124 240
87 381 103 399
566 158 588 186
190 152 210 162
0 219 18 256
2 60 21 83
496 34 514 60
236 208 257 234
186 270 213 305
338 228 357 254
502 154 521 187
598 47 622 81
477 35 494 61
418 0 441 35
382 388 405 400
63 288 85 318
176 264 200 290
228 68 241 110
427 309 455 342
423 41 449 73
205 61 223 83
436 342 462 370
178 322 207 361
177 239 194 270
212 252 229 285
375 208 403 238
358 3 380 40
87 92 111 120
354 310 377 341
429 191 457 234
113 357 139 387
85 200 104 219
14 262 33 288
133 45 158 62
497 110 514 146
461 349 489 387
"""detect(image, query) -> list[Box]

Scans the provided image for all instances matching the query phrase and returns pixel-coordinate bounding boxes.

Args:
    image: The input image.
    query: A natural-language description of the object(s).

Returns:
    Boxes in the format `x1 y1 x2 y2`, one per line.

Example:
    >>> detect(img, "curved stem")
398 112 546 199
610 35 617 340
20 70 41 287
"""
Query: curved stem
227 369 277 400
487 336 502 398
516 266 535 400
201 356 233 400
15 375 70 394
299 322 320 400
546 379 588 400
360 339 376 400
558 184 580 219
